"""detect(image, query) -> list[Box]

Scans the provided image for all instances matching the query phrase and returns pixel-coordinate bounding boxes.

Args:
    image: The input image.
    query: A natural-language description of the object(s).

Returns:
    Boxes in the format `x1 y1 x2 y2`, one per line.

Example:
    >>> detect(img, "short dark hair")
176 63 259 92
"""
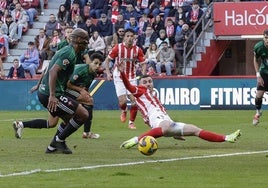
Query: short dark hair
124 28 135 35
90 52 104 62
161 41 168 45
28 41 34 46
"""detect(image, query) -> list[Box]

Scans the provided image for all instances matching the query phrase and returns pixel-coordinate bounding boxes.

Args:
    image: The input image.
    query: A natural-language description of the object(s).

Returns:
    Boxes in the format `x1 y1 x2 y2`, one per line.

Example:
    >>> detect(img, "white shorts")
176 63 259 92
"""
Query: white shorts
148 108 173 129
113 75 137 97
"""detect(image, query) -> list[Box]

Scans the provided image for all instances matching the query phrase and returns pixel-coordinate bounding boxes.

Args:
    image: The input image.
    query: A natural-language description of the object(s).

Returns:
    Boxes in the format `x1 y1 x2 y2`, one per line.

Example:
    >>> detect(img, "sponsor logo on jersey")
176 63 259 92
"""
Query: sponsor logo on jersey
73 75 78 80
63 59 70 65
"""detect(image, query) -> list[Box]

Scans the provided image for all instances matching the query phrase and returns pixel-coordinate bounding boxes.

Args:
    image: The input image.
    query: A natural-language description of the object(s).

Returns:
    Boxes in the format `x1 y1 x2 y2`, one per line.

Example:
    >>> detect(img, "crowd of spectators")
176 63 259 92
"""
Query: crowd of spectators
0 0 213 79
56 0 210 76
0 0 47 79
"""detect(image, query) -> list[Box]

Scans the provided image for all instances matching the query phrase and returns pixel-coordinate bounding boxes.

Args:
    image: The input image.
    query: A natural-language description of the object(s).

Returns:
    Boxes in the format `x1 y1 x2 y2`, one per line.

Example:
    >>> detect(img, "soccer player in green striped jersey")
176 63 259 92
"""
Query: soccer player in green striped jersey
38 28 90 154
253 29 268 125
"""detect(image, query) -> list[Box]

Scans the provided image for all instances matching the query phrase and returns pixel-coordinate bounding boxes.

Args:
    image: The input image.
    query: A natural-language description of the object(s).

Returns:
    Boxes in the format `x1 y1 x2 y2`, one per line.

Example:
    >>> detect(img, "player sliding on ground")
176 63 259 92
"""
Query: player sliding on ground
117 64 241 149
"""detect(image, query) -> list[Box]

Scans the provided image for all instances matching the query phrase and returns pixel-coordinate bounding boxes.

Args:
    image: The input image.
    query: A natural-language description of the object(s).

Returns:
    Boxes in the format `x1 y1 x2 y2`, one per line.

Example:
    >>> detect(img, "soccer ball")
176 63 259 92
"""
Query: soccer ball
138 136 158 156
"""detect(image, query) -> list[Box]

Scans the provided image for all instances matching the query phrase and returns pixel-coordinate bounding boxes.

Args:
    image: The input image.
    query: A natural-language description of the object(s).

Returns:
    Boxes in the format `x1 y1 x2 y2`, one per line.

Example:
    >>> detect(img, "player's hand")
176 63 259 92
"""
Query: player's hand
81 95 94 105
78 89 90 101
257 76 264 87
48 95 58 112
30 85 38 93
106 71 113 81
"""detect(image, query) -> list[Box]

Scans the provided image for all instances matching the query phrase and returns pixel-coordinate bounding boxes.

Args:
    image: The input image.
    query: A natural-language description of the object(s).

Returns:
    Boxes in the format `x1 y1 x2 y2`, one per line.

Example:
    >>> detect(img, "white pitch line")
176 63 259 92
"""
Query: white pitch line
1 150 268 178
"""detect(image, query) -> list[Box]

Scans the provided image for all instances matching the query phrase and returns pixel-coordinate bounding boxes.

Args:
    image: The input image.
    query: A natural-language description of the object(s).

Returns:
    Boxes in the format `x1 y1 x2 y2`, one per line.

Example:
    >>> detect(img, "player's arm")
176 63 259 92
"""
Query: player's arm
67 80 91 104
253 52 264 86
66 80 88 97
104 55 113 81
117 64 137 93
30 67 47 93
254 53 261 75
48 64 61 112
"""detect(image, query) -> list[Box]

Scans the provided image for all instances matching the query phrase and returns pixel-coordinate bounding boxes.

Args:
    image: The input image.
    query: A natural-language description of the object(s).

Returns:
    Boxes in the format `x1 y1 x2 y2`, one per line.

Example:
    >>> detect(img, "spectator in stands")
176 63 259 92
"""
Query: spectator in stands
137 0 154 16
20 41 39 78
186 0 203 34
1 8 9 23
174 23 192 75
137 25 158 54
7 58 25 79
44 14 60 37
34 28 52 64
0 0 7 13
19 0 39 28
64 0 82 10
123 4 141 21
124 16 139 34
151 14 165 36
88 30 106 56
156 41 175 76
174 6 187 23
175 18 185 34
70 14 84 29
96 13 113 51
68 1 84 25
57 4 70 30
49 29 62 57
165 17 176 47
138 13 150 35
5 14 18 44
108 1 120 25
156 29 170 49
151 0 172 21
0 22 9 55
82 1 90 20
113 13 127 33
8 0 18 12
145 42 159 72
84 17 98 39
111 27 125 48
0 29 6 57
11 3 28 41
89 0 109 19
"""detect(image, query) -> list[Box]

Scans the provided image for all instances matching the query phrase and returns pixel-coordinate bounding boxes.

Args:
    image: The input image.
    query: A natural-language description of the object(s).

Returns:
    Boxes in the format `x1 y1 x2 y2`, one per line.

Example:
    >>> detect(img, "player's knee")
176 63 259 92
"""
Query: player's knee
76 105 89 122
164 122 185 137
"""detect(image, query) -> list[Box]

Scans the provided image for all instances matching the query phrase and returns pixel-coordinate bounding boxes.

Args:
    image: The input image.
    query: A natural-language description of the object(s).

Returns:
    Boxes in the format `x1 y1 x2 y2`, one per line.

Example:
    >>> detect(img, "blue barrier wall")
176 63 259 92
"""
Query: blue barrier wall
0 77 262 110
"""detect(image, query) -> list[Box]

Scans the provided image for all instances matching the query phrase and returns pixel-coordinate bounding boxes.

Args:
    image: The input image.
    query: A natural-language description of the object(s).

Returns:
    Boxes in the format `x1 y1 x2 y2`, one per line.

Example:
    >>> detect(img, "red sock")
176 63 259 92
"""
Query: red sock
138 127 163 141
129 105 137 122
198 130 225 142
119 103 127 111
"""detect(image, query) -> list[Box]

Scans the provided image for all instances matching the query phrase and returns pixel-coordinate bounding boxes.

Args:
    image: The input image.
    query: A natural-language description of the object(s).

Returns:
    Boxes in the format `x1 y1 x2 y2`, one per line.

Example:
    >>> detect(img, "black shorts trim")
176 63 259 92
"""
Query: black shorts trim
38 91 79 117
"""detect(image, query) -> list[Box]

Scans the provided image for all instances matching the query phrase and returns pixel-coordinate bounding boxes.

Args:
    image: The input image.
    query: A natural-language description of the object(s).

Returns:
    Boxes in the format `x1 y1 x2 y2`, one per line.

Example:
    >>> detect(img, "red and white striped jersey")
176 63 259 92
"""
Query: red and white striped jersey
121 71 167 125
108 42 145 80
135 87 167 125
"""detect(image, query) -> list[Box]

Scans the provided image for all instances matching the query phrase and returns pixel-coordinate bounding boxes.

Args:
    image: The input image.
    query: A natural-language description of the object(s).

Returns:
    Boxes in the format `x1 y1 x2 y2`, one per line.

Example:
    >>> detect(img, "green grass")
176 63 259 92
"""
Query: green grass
0 110 268 187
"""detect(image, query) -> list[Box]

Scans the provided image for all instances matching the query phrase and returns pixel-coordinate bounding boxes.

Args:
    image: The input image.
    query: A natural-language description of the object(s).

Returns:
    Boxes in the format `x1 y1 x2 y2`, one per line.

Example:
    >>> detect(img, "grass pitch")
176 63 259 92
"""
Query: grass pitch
0 110 268 188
